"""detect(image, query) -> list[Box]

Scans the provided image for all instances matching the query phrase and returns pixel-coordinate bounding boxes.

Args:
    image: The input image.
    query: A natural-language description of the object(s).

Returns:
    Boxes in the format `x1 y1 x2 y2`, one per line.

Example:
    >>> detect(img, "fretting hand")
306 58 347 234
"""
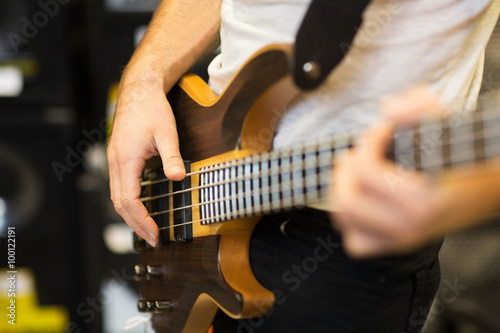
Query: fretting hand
330 85 500 258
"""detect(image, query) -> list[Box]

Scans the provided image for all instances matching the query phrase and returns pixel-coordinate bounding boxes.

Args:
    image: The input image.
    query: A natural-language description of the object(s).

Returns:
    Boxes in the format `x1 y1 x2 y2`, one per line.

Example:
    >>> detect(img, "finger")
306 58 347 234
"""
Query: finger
380 83 446 125
358 121 432 197
108 141 158 246
342 228 392 259
357 121 394 160
335 185 403 237
116 156 159 246
335 190 415 259
330 147 360 224
334 147 430 240
155 115 186 181
108 146 157 245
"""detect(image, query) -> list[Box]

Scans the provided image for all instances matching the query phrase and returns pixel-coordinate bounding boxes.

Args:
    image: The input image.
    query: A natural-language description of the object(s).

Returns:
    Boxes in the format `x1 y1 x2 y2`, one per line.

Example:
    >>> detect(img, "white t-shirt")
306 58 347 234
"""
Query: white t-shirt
207 0 500 148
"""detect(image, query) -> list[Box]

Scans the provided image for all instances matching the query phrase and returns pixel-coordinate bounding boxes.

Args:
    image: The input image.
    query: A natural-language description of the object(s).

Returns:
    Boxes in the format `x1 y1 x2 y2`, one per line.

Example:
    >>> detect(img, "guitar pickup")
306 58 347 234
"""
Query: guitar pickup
141 161 193 243
172 161 193 242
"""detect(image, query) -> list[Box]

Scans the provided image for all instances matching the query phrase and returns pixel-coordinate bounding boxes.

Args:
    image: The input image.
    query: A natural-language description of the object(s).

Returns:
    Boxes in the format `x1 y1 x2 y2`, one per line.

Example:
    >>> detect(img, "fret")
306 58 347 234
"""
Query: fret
281 152 293 208
413 125 422 171
237 164 245 217
212 168 218 222
419 121 443 173
292 146 305 207
304 143 319 203
318 142 333 198
318 140 333 166
209 169 215 223
260 154 272 213
472 111 485 163
230 164 237 218
244 158 253 216
200 168 207 224
270 152 281 212
441 118 452 169
252 158 262 214
449 117 476 168
393 127 415 171
218 166 225 221
483 110 500 160
484 123 500 159
224 164 231 219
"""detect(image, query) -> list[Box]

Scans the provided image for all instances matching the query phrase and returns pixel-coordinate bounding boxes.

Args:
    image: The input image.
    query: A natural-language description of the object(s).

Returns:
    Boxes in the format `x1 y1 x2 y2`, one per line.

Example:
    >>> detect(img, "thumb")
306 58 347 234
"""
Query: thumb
155 123 186 181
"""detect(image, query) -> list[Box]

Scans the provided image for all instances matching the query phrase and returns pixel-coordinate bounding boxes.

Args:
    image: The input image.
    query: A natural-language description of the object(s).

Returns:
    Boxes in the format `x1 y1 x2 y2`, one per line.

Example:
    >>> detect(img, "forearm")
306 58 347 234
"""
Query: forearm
122 0 222 93
434 157 500 233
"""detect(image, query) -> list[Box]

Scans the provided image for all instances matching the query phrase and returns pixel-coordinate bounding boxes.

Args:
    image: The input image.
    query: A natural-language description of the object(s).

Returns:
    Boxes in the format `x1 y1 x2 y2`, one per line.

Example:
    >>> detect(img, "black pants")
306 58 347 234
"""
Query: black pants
213 208 442 333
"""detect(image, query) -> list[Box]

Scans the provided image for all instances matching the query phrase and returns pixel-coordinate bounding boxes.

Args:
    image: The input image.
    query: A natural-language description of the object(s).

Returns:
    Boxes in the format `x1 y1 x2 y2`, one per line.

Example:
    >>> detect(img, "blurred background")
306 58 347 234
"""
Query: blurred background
0 1 161 332
0 1 499 332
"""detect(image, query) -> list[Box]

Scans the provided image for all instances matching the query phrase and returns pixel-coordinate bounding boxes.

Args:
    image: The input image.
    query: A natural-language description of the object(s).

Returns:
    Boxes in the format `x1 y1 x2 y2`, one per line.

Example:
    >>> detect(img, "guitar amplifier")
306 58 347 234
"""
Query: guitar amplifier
0 107 82 329
0 0 74 107
79 2 162 332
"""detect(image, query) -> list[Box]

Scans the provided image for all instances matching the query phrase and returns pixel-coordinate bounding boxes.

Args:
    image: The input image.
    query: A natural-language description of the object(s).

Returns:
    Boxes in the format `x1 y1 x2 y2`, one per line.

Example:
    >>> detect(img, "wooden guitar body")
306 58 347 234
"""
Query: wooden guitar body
136 45 300 333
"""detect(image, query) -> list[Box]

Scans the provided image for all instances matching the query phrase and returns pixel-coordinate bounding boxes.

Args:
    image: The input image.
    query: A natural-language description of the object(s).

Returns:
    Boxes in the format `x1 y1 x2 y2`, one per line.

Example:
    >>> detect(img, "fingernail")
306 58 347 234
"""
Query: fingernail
146 231 157 247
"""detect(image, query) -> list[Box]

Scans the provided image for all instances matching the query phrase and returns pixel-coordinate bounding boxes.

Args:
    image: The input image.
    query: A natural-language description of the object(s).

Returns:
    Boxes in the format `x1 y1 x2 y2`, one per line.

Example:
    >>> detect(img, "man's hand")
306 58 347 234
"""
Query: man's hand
107 73 186 247
331 85 500 259
330 85 450 258
105 0 222 247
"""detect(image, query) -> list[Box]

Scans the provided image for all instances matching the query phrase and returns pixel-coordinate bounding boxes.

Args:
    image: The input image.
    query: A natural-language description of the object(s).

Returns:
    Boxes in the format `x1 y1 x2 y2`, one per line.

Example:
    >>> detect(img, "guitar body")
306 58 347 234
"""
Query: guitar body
137 45 300 333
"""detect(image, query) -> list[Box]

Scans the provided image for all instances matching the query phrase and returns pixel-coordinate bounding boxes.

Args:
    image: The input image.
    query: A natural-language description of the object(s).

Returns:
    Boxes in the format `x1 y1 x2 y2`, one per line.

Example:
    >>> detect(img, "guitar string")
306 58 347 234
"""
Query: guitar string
140 109 499 188
155 167 500 232
155 171 331 230
140 123 500 204
149 126 500 229
147 135 500 221
139 139 346 186
394 128 500 163
137 109 500 231
141 155 334 203
148 167 331 218
151 151 332 215
154 159 500 233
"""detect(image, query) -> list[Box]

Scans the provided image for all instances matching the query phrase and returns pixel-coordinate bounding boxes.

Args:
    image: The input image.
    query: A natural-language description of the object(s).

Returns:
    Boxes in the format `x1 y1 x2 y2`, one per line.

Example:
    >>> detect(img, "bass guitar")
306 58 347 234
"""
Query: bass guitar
133 44 500 332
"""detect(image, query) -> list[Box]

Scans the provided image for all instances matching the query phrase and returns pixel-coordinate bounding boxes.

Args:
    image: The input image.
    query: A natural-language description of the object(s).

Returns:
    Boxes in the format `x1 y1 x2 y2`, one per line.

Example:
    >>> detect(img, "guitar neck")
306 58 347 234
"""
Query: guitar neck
392 104 500 174
142 101 500 228
197 105 500 224
197 135 354 224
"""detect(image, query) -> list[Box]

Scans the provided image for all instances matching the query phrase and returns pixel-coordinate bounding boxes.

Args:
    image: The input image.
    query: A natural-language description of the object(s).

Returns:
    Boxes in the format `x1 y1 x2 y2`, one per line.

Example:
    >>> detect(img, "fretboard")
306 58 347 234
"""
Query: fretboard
197 107 500 225
198 137 354 225
142 102 500 227
392 105 500 174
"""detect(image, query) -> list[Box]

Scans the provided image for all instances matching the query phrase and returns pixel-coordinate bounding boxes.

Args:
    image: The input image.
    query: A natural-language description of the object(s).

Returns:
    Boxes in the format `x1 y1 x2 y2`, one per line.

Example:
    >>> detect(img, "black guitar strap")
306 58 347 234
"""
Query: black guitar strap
293 0 372 90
